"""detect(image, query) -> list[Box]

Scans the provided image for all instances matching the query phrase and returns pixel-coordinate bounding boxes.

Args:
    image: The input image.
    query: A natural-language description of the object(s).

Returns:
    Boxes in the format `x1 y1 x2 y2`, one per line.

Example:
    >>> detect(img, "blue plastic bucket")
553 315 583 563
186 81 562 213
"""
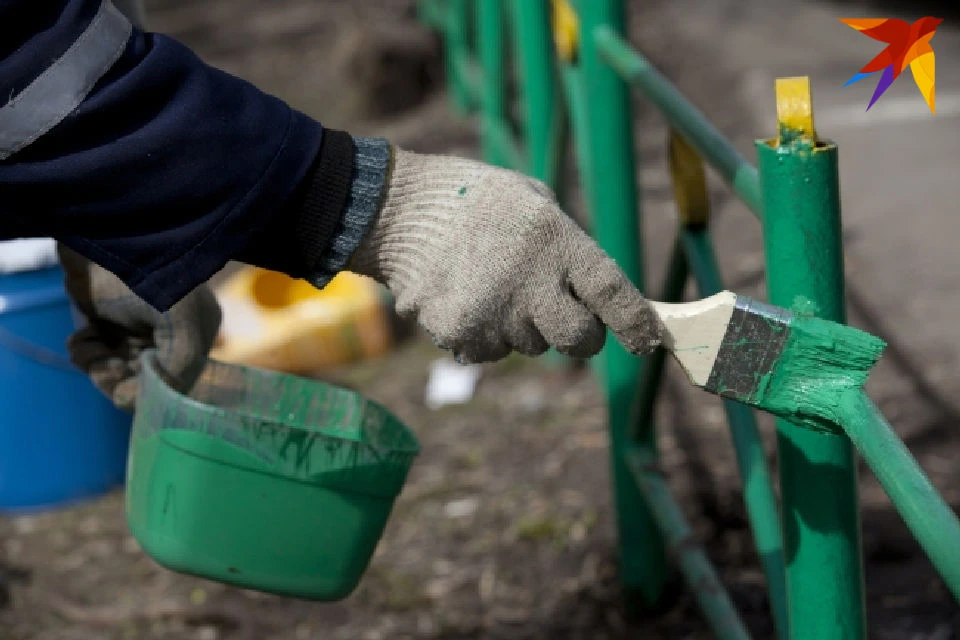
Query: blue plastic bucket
0 265 132 511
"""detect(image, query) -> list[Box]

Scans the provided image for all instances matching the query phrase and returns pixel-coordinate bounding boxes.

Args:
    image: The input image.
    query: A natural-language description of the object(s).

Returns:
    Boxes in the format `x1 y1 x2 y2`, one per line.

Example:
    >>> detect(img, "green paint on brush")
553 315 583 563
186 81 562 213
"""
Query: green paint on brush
703 296 886 433
752 314 886 433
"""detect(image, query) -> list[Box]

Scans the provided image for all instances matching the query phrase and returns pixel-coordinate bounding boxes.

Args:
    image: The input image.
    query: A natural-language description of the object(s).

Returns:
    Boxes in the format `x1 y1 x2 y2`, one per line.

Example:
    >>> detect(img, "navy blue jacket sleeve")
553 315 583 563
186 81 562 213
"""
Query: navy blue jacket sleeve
0 0 327 311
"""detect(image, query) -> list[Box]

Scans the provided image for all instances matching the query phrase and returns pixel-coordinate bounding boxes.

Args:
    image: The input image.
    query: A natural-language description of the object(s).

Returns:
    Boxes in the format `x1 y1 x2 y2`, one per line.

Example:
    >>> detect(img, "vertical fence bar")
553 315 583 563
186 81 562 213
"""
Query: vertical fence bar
511 2 557 181
446 0 473 113
757 77 866 639
477 0 507 167
681 230 790 639
627 450 753 640
576 0 668 606
668 131 788 637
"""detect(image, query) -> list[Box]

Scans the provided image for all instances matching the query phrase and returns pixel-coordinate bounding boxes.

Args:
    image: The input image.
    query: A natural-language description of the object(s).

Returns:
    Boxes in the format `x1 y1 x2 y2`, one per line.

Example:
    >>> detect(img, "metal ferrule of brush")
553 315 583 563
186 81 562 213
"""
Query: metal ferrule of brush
703 295 794 401
734 295 793 325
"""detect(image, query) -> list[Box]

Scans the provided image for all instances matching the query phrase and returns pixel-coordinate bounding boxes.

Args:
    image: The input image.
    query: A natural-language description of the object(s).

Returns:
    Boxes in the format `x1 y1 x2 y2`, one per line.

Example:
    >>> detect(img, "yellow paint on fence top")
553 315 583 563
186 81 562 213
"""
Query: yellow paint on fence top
551 0 579 62
775 76 817 143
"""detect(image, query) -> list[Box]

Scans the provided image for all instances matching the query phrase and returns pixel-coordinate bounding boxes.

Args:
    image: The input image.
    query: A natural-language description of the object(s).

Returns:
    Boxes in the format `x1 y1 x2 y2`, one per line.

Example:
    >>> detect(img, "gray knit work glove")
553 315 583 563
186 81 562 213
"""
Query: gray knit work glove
57 245 221 411
349 148 663 363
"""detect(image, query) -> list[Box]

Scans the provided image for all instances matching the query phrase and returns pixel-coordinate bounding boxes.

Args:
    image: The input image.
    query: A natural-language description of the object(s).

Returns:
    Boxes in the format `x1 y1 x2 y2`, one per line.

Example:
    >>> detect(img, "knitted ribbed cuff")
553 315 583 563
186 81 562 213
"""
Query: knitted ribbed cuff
296 129 355 275
232 128 354 279
233 133 390 287
306 136 392 288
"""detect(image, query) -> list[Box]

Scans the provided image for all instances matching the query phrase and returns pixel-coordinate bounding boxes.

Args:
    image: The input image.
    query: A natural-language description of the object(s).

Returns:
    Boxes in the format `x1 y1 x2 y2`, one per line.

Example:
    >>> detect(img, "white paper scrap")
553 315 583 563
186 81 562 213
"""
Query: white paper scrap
425 358 483 409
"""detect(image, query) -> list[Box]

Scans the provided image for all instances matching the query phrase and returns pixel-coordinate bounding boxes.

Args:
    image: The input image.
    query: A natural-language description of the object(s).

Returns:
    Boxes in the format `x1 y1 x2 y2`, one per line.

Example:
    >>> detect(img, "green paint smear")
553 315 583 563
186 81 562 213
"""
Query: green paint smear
749 315 886 433
776 124 816 151
791 295 819 316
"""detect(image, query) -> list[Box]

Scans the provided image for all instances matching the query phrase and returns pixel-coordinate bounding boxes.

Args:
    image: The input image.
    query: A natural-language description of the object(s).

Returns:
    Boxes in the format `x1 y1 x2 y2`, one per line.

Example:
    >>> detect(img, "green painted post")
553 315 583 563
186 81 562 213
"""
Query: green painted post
477 0 507 167
576 0 669 606
446 0 473 114
756 79 866 639
511 3 558 182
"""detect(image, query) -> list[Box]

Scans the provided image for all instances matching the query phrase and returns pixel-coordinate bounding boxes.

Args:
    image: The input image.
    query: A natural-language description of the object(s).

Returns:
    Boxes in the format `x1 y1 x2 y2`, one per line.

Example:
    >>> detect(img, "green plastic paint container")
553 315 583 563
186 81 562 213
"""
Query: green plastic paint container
126 354 419 600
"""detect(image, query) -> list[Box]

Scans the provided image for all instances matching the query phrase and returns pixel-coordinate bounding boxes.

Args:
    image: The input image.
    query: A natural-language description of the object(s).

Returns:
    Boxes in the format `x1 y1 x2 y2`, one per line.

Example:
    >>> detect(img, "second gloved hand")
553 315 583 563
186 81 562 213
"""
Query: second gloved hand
57 245 221 411
349 148 663 363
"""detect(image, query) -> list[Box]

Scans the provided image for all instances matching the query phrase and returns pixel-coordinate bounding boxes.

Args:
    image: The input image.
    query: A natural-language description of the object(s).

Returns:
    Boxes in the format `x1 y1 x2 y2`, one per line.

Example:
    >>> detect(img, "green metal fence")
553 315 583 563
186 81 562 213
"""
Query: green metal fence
418 1 960 638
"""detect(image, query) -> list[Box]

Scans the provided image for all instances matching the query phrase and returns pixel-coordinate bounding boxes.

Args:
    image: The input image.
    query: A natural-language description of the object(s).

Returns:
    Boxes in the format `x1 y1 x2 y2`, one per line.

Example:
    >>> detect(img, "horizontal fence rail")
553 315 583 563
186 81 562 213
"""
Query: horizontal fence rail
592 27 763 219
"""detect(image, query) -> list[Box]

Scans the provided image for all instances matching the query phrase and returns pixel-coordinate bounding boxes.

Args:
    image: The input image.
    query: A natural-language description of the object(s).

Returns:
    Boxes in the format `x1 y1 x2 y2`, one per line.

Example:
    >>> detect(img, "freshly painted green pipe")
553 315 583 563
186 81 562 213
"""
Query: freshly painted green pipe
576 0 669 606
680 229 789 639
511 2 557 181
838 392 960 601
445 0 474 113
477 0 507 167
593 27 762 220
757 136 867 640
627 449 753 640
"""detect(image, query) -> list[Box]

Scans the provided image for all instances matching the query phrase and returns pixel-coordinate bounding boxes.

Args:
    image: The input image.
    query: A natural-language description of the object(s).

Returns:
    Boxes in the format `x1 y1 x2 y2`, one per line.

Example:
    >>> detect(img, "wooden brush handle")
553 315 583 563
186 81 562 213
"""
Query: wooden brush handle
649 291 738 385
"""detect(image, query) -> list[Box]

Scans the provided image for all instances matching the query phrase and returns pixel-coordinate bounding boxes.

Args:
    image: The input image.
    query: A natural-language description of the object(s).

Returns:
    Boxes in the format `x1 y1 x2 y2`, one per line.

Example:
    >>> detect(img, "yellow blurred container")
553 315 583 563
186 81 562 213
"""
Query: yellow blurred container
211 267 392 374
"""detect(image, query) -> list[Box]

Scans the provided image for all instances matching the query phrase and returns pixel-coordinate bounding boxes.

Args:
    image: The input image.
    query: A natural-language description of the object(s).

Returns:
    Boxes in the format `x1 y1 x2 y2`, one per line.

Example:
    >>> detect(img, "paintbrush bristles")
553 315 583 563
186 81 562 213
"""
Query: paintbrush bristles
652 292 886 434
745 314 886 432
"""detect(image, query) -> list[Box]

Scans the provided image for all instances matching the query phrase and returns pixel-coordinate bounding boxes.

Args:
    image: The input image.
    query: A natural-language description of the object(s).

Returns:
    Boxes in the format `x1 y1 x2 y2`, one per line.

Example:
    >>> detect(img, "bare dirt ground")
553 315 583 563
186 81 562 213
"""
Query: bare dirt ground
2 1 959 639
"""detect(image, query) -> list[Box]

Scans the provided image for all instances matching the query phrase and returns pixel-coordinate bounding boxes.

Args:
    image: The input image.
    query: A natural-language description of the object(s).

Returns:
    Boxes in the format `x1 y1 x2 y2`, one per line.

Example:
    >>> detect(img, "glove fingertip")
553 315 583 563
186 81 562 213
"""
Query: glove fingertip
613 313 665 356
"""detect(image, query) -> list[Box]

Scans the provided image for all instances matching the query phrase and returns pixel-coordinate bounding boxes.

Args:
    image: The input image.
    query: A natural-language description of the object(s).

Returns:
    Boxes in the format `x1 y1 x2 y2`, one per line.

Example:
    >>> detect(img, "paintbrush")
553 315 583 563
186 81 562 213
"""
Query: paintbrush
650 291 886 432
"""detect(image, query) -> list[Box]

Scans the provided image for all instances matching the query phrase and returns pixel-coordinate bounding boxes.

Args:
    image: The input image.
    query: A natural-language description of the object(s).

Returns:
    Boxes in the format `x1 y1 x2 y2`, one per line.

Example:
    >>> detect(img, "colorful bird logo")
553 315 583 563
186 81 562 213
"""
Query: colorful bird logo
840 17 942 113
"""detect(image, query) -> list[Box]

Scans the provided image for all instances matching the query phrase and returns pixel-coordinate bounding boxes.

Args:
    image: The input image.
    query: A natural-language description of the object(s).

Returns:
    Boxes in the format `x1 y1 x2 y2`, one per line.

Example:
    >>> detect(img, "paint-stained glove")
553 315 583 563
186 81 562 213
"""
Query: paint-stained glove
57 245 221 411
349 148 663 363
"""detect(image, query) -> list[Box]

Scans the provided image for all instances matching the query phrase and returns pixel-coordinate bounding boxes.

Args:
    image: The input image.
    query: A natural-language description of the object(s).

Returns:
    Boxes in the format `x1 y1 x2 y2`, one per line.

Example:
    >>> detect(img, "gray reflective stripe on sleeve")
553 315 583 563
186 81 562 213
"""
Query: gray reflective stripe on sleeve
0 0 132 161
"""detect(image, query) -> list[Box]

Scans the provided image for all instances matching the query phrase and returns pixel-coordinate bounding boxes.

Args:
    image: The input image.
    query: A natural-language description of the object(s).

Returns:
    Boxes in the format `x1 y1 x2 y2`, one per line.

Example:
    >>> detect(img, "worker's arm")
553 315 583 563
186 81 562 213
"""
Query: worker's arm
0 0 386 311
1 0 664 370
